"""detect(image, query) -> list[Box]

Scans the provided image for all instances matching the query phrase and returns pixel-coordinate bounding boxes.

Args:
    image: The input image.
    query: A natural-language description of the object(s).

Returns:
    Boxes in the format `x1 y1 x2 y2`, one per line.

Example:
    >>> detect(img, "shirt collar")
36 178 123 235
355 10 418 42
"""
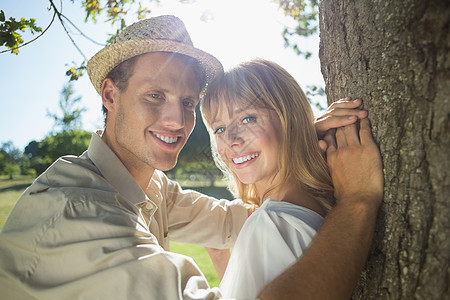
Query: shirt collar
87 130 149 206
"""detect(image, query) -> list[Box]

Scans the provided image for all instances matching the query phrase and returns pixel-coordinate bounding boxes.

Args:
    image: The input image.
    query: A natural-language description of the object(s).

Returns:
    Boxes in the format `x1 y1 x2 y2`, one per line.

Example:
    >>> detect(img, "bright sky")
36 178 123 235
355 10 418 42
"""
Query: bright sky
0 0 325 150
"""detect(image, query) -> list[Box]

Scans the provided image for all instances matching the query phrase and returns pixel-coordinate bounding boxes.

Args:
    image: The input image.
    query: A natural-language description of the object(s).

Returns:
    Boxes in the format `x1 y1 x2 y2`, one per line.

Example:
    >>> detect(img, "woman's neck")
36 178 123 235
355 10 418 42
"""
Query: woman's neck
258 180 327 217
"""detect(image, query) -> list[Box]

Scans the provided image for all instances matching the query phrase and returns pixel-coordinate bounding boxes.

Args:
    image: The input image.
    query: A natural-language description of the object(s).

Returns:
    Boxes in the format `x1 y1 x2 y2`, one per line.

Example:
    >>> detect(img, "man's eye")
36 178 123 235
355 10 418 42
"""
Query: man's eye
183 100 194 108
242 116 256 124
214 127 225 135
150 93 162 99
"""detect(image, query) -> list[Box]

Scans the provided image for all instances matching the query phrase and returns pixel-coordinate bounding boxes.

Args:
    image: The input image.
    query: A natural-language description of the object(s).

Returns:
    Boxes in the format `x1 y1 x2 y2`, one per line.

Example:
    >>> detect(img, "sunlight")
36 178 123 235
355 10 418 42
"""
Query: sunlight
154 0 291 70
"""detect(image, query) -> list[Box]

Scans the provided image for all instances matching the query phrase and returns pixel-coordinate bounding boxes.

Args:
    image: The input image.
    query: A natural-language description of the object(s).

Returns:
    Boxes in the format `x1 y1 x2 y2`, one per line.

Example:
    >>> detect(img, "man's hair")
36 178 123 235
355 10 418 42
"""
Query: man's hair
102 56 140 120
102 53 206 123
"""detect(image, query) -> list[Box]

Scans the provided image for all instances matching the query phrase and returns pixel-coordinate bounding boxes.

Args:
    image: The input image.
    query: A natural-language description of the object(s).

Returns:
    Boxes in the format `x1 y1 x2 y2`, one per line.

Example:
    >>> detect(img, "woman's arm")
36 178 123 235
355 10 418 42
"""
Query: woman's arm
205 247 230 280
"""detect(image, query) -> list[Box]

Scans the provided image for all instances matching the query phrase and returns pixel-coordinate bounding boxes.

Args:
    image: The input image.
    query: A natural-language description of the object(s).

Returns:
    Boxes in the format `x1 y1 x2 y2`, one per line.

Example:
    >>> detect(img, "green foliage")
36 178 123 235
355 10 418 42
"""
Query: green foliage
28 155 52 176
0 141 36 178
306 84 326 110
274 0 319 58
0 10 42 54
37 130 91 170
273 0 326 106
1 1 155 80
23 130 91 176
3 163 20 179
47 82 86 132
82 0 154 23
66 61 87 81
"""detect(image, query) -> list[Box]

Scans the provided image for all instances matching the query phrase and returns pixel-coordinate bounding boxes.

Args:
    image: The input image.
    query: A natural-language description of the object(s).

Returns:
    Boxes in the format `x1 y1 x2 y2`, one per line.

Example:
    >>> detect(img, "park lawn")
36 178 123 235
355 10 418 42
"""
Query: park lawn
0 176 34 229
0 176 221 288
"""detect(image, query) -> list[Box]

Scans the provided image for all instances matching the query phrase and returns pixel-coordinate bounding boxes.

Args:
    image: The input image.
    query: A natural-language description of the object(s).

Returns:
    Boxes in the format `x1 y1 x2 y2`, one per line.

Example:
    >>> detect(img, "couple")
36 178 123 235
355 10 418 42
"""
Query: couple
0 15 383 299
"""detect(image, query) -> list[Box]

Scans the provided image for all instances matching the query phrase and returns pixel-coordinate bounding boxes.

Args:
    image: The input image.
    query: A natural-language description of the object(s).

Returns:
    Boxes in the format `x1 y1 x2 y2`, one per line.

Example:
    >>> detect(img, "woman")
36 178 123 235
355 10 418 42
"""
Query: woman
201 58 338 298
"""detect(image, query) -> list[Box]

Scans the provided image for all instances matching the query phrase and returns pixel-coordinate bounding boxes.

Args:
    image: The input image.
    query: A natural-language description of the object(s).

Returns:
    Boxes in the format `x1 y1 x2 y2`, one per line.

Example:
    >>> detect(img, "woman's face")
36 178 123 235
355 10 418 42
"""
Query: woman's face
210 100 283 192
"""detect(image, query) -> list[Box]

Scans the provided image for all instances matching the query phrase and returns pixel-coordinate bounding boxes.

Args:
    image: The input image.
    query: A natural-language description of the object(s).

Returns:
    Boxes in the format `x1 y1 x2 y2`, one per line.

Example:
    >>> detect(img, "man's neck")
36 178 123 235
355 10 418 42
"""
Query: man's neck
101 130 155 192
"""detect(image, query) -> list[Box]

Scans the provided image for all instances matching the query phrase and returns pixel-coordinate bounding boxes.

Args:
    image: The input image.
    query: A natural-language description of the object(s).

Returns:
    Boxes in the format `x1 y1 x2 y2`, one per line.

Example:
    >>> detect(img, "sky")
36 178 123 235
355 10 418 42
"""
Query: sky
0 0 325 151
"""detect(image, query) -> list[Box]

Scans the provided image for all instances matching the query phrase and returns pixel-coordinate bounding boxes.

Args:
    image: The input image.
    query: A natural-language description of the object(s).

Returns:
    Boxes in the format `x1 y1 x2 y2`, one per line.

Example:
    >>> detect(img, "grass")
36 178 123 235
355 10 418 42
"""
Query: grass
0 175 34 229
0 176 223 287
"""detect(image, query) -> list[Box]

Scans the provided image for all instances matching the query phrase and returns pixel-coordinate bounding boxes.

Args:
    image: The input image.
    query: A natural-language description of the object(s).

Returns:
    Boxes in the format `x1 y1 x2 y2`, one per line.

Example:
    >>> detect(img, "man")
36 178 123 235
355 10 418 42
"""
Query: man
0 15 383 299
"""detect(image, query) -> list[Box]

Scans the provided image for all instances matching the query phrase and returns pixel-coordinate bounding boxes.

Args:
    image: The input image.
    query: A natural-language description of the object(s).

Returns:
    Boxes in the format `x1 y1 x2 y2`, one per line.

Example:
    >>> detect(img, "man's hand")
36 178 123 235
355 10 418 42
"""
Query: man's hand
315 97 368 153
325 118 384 208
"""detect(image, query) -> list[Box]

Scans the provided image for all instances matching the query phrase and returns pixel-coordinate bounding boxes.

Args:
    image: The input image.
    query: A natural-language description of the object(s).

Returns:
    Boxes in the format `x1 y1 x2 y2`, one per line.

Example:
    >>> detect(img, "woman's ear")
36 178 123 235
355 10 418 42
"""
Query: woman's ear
101 78 118 113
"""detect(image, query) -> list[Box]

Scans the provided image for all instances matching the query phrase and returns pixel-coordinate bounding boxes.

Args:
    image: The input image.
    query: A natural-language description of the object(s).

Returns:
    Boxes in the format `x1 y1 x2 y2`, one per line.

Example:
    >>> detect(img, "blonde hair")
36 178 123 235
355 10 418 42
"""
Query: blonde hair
201 58 334 211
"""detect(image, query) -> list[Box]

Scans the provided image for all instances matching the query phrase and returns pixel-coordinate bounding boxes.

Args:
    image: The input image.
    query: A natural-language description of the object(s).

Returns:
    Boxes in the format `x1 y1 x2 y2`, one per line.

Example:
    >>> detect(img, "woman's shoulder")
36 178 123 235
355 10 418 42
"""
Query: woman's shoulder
260 198 324 231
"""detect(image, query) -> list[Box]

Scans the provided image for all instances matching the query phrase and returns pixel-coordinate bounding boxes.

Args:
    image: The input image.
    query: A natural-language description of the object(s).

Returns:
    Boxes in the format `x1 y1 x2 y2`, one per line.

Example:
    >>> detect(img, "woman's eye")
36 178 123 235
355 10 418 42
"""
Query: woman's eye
214 127 225 135
242 115 256 124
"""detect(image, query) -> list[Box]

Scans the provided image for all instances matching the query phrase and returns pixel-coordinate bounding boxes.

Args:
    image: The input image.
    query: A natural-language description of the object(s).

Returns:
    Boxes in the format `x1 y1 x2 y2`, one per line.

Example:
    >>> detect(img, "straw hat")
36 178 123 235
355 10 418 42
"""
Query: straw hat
87 15 223 95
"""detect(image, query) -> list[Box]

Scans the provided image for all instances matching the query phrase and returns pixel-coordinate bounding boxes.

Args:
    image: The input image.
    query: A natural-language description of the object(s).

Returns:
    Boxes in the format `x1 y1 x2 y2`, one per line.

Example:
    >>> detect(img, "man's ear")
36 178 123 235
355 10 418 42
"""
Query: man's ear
101 78 118 113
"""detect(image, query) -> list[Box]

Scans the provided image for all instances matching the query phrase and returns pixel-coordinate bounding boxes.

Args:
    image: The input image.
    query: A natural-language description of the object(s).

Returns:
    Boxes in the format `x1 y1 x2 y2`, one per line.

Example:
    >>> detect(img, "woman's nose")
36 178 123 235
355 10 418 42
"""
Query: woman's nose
225 124 244 148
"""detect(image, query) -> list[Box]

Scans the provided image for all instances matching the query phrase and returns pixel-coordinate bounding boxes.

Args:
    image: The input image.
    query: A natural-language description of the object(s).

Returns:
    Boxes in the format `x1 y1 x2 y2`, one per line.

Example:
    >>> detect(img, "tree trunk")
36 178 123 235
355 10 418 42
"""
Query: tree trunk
319 1 449 299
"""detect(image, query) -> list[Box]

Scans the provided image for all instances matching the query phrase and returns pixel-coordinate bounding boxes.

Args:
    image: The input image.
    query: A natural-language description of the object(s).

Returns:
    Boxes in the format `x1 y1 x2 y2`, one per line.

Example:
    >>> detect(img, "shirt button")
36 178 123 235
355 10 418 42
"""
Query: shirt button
146 202 154 210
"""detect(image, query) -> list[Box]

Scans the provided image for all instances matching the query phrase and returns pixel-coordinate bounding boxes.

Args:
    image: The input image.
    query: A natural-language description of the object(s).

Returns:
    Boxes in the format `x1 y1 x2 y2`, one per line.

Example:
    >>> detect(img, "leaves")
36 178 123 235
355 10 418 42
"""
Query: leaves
82 0 103 23
83 0 152 25
0 10 42 54
46 82 87 133
65 61 87 81
274 0 319 58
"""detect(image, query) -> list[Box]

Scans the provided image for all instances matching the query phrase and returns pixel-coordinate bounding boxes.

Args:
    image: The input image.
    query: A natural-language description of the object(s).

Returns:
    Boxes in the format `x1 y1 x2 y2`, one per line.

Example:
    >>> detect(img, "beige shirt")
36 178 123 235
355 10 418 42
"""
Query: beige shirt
0 132 248 299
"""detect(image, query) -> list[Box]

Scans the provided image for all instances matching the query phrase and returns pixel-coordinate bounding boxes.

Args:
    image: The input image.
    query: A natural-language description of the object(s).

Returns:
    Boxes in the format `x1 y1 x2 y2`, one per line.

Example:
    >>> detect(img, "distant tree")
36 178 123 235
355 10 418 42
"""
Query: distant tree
3 163 20 179
0 141 22 179
47 83 86 133
30 129 92 175
24 140 39 159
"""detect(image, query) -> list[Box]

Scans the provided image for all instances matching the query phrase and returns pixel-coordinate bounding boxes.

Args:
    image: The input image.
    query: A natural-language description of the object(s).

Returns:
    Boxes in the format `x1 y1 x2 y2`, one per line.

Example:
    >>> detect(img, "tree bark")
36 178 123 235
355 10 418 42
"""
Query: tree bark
319 0 449 299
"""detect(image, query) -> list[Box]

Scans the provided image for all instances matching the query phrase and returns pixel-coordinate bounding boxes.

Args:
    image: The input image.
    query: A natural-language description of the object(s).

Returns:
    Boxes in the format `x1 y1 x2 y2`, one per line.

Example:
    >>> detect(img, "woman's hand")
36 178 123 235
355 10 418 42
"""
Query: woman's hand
315 97 368 144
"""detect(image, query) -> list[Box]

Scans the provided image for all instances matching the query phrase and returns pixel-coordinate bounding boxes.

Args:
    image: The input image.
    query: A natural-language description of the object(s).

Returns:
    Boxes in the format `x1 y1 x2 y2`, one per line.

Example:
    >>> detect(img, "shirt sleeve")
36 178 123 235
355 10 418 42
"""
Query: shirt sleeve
0 186 223 300
158 172 249 249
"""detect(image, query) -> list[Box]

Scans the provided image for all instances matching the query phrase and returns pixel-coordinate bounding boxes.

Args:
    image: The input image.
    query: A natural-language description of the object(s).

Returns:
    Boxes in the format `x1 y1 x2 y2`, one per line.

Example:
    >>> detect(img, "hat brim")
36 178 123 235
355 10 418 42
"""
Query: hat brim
87 39 224 95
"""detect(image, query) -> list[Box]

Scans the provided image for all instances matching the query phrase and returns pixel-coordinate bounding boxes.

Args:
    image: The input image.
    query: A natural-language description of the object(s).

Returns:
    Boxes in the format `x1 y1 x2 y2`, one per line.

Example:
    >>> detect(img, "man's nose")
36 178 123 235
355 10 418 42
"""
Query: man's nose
161 101 185 130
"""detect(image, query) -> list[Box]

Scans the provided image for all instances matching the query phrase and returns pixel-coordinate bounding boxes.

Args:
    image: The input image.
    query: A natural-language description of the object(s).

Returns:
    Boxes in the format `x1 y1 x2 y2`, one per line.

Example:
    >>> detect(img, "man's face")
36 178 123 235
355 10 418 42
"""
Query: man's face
107 52 201 173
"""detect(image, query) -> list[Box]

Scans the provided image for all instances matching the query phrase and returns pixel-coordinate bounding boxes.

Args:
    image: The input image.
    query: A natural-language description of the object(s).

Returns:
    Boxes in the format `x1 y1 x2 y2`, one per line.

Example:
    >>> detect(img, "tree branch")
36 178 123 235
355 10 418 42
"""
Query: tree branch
0 9 56 54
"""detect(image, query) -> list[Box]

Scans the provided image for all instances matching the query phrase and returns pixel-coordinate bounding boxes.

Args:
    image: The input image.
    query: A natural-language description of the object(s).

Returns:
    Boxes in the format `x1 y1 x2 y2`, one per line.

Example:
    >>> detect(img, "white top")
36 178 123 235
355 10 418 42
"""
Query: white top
220 198 324 299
